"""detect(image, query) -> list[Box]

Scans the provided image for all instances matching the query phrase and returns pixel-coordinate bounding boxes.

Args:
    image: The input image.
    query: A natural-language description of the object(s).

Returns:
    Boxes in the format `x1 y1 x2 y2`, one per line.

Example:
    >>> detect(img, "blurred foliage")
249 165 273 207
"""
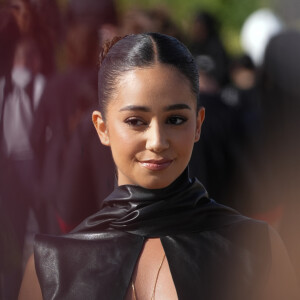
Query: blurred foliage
117 0 272 54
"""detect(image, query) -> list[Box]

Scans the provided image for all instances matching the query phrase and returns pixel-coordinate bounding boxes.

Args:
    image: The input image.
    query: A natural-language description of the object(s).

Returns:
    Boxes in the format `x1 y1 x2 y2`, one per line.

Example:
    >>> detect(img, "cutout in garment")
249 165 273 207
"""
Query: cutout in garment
34 169 271 300
125 238 178 300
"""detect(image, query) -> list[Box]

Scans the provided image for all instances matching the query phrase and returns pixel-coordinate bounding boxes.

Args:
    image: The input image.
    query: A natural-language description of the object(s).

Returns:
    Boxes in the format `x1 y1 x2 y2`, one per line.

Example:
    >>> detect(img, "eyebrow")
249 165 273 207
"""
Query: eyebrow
164 104 191 111
119 103 191 112
119 105 150 112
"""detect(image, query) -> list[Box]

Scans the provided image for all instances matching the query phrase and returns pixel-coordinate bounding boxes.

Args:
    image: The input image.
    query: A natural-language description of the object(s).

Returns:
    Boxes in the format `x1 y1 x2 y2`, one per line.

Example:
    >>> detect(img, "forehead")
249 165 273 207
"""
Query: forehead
111 63 196 109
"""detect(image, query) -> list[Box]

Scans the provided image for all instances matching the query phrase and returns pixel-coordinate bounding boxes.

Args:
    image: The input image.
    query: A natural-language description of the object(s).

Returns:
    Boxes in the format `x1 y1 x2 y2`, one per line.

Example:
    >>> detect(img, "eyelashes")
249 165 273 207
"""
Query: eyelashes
166 116 187 125
124 115 188 127
124 117 146 127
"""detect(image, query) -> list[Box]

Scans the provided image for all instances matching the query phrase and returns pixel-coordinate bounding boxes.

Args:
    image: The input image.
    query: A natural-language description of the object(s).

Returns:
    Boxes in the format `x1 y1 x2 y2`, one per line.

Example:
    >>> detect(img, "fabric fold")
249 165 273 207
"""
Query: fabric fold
34 169 271 300
74 168 244 237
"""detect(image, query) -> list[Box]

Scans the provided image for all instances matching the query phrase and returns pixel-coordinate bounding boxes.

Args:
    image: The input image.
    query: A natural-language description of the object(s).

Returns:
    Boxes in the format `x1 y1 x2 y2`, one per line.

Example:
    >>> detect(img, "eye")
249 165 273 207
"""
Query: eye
124 117 147 127
166 116 187 125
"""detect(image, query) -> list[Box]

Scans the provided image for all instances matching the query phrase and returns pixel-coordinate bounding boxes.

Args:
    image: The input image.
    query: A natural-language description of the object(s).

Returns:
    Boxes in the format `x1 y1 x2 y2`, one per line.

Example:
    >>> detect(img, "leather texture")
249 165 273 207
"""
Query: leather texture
34 169 271 299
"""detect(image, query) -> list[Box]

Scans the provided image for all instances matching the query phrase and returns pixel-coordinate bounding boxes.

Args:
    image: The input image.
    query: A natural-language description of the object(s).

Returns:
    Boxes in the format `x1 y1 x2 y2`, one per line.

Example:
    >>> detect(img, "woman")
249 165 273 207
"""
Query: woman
19 33 298 300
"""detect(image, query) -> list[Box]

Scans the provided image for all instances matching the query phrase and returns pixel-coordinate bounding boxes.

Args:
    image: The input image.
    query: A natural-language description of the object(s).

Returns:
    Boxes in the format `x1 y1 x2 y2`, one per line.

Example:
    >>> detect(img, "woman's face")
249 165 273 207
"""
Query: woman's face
10 0 32 34
93 63 205 189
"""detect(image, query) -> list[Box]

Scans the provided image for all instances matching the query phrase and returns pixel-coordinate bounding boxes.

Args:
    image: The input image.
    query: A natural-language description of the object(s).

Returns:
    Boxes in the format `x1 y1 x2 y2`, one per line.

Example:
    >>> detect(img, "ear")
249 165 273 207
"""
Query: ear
194 107 205 142
92 111 110 146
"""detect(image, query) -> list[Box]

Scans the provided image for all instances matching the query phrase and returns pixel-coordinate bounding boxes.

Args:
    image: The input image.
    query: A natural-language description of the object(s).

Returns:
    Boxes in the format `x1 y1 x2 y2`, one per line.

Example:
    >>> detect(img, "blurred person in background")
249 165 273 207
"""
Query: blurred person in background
189 55 242 208
196 54 220 94
235 30 300 286
0 7 47 298
49 14 118 232
2 32 46 275
189 11 230 87
218 54 262 215
30 0 120 235
229 54 256 91
30 21 101 234
224 54 260 160
8 0 56 76
2 37 45 181
190 52 262 214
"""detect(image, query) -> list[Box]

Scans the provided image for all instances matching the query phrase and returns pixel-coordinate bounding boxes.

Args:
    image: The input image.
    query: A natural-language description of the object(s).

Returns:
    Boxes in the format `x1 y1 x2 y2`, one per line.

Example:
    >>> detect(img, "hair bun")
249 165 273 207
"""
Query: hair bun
99 36 125 68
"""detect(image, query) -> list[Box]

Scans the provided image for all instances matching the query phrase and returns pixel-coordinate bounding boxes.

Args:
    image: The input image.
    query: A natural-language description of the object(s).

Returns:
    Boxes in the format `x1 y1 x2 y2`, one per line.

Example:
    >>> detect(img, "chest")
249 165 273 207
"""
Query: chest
125 238 178 300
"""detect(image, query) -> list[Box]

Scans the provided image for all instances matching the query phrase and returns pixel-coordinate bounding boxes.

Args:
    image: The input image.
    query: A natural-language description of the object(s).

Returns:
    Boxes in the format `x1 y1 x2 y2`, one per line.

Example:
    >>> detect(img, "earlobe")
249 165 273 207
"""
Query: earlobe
92 111 110 146
195 107 205 142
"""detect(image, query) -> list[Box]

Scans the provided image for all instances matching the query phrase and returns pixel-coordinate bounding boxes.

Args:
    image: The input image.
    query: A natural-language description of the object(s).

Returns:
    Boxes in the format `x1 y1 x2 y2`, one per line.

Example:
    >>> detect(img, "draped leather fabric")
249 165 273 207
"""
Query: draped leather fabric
34 169 271 300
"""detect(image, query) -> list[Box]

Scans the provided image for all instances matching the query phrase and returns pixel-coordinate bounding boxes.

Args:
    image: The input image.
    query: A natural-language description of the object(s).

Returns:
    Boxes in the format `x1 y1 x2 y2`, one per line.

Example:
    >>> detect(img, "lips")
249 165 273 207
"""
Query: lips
139 159 173 171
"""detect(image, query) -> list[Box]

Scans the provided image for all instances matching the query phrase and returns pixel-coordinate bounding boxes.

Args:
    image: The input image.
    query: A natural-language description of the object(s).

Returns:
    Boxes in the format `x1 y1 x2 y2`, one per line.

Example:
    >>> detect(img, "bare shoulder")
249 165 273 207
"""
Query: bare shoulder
18 254 43 300
260 226 300 300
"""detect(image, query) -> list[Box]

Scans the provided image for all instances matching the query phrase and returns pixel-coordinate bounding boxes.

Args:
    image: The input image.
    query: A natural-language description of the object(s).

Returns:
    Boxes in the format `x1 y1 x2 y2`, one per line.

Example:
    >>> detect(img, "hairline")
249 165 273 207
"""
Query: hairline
108 61 197 105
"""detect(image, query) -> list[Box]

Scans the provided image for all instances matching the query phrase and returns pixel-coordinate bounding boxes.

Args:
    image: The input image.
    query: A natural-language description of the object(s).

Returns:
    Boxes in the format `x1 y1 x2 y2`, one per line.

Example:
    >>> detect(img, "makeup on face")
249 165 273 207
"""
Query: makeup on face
94 63 204 189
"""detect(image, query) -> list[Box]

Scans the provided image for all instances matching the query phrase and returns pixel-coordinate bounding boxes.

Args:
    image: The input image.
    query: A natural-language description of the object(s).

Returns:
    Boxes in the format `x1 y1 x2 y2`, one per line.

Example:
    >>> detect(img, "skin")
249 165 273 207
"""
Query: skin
18 63 299 300
10 0 32 34
93 63 205 189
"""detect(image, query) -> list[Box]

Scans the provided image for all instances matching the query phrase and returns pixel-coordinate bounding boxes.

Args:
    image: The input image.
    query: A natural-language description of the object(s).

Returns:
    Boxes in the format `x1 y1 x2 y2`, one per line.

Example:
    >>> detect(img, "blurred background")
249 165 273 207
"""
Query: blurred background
1 0 300 298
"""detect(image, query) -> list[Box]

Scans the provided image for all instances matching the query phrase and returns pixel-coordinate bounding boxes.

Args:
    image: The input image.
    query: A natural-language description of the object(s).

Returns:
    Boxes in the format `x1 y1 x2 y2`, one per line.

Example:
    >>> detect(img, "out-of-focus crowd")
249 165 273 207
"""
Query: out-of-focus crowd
1 0 300 298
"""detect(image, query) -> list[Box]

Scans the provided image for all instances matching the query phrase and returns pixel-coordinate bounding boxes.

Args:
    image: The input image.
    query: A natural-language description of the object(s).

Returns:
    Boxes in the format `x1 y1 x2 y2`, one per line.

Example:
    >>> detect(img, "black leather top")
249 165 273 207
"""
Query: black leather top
34 169 271 299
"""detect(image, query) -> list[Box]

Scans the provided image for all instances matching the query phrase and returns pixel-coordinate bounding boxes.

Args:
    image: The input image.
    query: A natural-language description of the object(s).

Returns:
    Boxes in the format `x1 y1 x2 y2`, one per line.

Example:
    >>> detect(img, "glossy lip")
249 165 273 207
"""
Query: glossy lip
139 159 173 171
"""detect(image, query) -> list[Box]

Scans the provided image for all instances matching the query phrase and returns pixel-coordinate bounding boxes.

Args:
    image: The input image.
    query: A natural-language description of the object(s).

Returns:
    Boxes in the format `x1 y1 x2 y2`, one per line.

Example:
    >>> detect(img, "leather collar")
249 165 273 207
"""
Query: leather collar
73 168 244 237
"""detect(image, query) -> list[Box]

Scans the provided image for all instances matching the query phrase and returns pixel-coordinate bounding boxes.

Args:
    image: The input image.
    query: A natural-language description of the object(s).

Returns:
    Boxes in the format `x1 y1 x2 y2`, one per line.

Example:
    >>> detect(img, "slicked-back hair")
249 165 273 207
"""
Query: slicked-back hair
98 33 200 118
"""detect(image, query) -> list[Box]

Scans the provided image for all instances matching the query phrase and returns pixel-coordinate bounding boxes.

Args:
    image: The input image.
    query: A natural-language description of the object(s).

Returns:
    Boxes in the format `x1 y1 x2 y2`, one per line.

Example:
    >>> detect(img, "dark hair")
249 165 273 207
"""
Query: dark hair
194 11 219 38
98 33 199 117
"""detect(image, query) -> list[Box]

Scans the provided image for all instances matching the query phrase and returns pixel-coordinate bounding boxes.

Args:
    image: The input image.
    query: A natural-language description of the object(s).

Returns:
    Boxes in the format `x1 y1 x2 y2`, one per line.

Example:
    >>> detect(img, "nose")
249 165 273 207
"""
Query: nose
145 121 169 153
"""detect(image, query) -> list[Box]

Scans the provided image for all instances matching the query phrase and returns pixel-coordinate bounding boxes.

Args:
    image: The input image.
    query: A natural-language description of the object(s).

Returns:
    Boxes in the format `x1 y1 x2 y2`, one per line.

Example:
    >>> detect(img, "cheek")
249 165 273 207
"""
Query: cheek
108 124 143 159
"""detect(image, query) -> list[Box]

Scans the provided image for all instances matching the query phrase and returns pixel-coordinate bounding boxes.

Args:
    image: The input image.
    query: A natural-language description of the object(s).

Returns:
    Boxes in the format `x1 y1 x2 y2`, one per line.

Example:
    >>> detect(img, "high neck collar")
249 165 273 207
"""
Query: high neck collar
73 169 242 238
109 168 192 204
